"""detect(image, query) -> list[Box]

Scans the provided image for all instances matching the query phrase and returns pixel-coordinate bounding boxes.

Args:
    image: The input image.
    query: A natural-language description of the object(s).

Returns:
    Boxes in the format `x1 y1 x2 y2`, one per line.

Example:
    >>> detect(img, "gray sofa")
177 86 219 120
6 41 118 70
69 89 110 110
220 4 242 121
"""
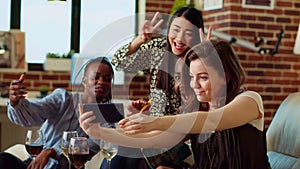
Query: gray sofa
266 92 300 169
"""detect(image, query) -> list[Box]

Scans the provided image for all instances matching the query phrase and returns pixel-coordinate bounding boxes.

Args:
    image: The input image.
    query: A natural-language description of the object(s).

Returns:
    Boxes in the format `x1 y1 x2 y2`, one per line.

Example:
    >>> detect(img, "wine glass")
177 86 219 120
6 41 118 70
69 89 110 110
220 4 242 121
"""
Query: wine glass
25 129 44 168
99 139 118 169
61 131 78 169
68 137 89 169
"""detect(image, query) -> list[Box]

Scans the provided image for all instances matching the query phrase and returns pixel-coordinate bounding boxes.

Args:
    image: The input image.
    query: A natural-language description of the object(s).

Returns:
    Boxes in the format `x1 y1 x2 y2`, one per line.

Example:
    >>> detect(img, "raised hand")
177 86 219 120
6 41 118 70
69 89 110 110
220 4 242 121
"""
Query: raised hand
127 12 164 55
139 12 164 43
199 26 213 42
9 72 27 106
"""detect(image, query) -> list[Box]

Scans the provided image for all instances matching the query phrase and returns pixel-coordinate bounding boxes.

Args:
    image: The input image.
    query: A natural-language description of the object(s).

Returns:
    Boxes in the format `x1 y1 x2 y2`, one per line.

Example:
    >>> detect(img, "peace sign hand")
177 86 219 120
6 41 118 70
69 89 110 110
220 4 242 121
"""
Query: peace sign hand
200 26 213 42
139 12 164 43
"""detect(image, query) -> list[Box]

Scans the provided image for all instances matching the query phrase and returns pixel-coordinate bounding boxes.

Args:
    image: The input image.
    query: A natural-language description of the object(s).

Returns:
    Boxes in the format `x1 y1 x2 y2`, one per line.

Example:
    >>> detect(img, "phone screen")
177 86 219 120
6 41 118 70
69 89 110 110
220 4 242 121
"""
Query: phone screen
82 103 124 123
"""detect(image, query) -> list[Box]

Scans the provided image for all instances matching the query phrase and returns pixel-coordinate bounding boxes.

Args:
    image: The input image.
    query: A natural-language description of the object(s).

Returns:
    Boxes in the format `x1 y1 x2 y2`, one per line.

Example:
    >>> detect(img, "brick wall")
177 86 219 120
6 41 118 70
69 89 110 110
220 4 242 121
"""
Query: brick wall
142 0 300 128
0 70 149 100
145 0 174 13
0 71 70 91
200 0 300 127
0 0 299 129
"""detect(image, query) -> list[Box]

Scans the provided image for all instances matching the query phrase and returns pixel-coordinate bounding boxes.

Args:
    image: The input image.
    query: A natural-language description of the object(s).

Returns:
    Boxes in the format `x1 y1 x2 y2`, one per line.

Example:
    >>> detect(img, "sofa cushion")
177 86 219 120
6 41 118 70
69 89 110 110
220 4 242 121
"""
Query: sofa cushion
266 92 300 157
267 151 300 169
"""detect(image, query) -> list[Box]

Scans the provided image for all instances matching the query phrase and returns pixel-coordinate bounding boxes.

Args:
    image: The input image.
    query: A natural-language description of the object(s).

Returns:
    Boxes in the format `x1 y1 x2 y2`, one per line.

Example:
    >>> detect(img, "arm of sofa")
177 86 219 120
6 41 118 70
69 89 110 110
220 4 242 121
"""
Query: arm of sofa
4 144 28 161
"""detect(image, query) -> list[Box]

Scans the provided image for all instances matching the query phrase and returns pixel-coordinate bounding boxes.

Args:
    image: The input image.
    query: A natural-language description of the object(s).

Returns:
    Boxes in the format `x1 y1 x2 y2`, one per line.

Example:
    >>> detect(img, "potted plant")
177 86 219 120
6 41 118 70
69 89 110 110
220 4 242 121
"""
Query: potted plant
39 85 49 98
44 50 75 71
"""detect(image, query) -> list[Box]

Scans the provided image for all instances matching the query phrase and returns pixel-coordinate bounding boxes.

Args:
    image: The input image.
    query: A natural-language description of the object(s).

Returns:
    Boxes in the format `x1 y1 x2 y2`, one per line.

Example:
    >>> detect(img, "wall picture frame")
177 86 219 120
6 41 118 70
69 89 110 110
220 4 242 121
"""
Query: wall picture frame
242 0 275 10
204 0 223 11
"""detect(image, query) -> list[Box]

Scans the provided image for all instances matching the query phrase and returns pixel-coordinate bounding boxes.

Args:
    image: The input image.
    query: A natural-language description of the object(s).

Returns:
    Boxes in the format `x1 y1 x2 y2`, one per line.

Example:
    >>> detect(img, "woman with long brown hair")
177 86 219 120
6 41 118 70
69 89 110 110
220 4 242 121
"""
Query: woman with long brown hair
80 40 271 169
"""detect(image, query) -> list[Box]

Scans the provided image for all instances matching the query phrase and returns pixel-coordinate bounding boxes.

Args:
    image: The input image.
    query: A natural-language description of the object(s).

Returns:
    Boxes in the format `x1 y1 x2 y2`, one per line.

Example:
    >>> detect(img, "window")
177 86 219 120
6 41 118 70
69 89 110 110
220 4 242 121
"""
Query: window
242 0 275 10
80 0 136 54
21 0 71 63
20 0 136 63
0 0 10 31
77 0 136 85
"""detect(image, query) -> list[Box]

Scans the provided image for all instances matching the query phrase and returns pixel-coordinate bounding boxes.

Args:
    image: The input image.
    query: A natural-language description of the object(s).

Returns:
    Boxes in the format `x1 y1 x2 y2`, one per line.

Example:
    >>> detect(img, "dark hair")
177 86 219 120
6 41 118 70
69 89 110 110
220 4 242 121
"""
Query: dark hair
83 57 114 77
167 6 204 47
156 6 204 93
182 40 245 111
83 57 114 100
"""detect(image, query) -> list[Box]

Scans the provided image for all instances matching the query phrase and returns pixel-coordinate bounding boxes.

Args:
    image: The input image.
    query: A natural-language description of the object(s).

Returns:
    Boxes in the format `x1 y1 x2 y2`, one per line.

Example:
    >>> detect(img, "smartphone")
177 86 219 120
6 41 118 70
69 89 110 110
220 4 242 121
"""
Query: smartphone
82 103 124 123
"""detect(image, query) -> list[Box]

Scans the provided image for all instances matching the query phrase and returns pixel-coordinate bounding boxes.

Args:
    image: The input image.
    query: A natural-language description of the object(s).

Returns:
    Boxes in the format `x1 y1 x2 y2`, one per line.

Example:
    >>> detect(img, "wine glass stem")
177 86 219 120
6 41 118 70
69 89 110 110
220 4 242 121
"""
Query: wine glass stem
68 160 71 169
107 159 111 169
32 157 35 168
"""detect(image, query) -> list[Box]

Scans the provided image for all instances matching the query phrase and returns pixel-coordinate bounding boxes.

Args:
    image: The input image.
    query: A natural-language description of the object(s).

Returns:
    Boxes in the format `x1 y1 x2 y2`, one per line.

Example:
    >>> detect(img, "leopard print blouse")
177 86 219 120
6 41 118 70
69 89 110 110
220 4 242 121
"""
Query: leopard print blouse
112 37 181 116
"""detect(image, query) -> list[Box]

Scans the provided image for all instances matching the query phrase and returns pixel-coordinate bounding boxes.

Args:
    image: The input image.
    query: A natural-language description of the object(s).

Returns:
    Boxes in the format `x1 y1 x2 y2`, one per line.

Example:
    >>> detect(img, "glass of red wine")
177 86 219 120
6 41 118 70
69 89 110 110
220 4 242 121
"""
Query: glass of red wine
68 137 89 169
25 129 44 168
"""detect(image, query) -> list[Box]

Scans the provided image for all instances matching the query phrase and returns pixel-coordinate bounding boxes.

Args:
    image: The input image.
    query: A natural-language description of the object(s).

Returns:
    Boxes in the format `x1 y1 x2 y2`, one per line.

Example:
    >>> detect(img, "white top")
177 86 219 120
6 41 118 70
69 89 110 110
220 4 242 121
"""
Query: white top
236 91 264 131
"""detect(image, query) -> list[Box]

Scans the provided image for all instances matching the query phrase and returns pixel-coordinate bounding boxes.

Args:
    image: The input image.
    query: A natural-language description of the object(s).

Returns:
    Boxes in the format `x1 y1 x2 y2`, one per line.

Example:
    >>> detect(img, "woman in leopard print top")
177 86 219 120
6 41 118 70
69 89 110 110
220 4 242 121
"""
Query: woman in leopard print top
112 6 204 117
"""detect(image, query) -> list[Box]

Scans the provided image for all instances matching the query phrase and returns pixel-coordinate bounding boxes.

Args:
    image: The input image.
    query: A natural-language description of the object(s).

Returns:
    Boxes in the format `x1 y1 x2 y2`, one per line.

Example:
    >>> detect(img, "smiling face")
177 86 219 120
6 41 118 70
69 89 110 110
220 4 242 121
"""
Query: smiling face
189 58 212 103
168 17 196 57
83 62 113 102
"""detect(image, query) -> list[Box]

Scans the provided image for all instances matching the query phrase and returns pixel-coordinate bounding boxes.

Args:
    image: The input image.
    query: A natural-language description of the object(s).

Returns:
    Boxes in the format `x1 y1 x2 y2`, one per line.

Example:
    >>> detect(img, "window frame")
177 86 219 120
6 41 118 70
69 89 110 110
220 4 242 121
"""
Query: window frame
242 0 275 10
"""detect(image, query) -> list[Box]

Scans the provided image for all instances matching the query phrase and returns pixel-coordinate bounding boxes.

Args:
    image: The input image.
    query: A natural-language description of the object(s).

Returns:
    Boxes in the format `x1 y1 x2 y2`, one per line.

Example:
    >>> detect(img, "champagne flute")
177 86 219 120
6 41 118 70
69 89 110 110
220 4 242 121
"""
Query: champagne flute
25 129 44 168
68 137 89 169
61 131 78 169
99 139 118 169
